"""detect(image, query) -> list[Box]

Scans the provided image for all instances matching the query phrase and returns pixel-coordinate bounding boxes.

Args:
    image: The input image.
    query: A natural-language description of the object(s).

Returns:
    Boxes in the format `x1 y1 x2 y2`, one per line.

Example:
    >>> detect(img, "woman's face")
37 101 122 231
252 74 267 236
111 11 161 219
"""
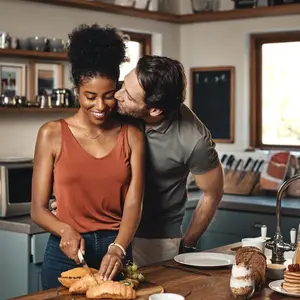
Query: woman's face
78 76 117 125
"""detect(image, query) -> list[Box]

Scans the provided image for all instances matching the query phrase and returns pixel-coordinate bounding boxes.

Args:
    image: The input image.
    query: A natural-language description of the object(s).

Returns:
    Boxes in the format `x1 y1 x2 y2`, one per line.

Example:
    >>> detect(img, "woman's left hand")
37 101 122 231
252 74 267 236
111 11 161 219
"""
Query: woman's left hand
99 247 123 281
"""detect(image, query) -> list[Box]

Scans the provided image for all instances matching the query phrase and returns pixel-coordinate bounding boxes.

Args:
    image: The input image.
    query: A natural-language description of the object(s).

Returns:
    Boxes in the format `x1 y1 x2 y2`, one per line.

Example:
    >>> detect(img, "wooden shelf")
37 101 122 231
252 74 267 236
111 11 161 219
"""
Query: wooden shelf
180 3 300 23
21 0 179 23
21 0 300 23
0 107 77 113
0 48 68 60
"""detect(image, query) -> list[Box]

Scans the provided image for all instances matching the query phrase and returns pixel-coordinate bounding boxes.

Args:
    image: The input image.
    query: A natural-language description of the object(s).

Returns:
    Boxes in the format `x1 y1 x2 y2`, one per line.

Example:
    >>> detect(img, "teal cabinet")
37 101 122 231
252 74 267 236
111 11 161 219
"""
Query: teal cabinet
182 208 299 251
0 230 49 299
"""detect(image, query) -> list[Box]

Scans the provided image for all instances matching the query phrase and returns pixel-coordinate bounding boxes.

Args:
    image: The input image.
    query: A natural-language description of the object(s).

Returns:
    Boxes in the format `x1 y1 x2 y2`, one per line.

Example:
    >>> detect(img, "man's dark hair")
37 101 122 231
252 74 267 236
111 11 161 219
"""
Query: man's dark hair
136 55 186 115
68 24 126 86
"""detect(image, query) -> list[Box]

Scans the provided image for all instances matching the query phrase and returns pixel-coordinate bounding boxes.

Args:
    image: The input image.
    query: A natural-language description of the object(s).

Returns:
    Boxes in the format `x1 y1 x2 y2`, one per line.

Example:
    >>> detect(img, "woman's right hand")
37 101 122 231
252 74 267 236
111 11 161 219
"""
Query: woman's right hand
59 225 85 264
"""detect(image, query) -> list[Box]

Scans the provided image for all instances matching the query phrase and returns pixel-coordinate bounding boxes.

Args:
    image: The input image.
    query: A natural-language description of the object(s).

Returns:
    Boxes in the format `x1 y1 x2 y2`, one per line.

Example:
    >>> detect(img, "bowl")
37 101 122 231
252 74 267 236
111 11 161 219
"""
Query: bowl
149 293 185 300
18 38 30 50
266 263 286 280
29 36 47 51
48 38 65 52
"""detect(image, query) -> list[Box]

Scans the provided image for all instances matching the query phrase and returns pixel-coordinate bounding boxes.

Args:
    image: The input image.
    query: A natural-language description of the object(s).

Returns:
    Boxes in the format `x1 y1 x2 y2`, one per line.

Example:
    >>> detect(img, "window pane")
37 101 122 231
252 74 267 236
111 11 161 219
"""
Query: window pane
119 40 141 81
262 42 300 146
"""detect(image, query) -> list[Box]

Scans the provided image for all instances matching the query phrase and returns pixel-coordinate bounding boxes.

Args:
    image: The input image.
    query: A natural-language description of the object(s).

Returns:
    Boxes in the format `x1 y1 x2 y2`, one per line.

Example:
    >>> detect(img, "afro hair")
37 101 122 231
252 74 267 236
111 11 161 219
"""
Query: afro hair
68 24 126 86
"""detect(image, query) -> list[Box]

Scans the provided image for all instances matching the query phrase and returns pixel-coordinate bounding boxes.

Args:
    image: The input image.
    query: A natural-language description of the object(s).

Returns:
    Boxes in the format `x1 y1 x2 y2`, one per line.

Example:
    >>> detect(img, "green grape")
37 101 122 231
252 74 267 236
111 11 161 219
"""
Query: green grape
131 263 138 272
137 273 145 281
126 265 132 272
131 273 138 279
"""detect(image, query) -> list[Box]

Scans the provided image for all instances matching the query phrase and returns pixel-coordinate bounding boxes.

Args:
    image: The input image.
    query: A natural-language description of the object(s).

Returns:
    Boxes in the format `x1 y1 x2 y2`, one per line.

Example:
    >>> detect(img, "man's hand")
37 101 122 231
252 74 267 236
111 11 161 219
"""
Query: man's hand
178 239 197 254
50 200 57 216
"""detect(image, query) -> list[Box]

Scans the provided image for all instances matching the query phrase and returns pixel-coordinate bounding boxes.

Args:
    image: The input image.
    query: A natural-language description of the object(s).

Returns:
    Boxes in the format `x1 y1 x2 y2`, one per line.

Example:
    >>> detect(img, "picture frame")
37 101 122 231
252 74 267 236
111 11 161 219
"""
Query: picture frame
0 63 27 98
190 66 235 144
29 62 63 100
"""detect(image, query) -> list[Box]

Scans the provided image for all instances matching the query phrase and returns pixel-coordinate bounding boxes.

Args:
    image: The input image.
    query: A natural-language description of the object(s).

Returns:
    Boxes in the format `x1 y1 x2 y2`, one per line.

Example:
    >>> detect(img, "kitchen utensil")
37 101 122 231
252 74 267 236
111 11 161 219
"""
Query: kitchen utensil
233 159 243 172
255 160 265 174
236 157 252 184
77 249 98 284
174 252 235 268
220 154 227 164
224 155 235 174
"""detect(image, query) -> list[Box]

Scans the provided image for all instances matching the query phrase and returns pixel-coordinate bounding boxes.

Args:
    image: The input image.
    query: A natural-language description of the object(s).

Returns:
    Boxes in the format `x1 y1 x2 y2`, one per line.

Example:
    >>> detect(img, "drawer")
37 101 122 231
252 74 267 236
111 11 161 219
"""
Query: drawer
30 233 50 264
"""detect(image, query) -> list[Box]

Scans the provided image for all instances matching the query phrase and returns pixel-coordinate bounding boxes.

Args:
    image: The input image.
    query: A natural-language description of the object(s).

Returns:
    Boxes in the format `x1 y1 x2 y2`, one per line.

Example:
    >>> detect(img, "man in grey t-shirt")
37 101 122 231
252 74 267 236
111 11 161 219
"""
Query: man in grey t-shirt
114 55 224 266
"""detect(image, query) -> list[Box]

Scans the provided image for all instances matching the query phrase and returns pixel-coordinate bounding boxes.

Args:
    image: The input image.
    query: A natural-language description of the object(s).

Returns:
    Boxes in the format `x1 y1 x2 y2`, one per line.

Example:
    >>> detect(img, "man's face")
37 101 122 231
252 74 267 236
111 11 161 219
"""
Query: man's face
114 68 149 118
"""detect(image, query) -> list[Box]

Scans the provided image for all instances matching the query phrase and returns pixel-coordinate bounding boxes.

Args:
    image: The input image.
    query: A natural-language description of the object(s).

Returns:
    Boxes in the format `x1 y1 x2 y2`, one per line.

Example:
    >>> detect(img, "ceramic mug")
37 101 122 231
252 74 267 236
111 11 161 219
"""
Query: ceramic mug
241 237 265 252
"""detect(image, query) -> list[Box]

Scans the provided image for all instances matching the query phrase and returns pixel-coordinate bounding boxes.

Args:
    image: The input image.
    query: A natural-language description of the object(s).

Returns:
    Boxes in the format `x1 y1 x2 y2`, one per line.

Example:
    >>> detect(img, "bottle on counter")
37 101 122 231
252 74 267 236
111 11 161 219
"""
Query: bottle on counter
292 224 300 264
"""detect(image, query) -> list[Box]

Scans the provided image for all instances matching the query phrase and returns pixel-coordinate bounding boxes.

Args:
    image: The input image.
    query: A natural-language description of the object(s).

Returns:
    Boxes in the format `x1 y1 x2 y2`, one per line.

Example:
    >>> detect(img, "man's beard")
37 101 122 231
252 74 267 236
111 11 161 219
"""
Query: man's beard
117 106 147 119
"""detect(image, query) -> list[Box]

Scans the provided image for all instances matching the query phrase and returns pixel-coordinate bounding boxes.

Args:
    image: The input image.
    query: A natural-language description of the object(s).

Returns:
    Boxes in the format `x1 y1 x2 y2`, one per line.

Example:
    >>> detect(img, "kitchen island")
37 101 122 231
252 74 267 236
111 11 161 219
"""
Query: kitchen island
1 193 300 299
10 242 290 300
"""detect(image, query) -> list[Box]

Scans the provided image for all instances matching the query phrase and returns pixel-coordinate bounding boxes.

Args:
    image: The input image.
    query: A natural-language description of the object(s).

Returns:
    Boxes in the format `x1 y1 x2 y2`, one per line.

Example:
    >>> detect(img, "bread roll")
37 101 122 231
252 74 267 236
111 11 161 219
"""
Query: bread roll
86 280 136 299
58 267 98 288
69 273 102 294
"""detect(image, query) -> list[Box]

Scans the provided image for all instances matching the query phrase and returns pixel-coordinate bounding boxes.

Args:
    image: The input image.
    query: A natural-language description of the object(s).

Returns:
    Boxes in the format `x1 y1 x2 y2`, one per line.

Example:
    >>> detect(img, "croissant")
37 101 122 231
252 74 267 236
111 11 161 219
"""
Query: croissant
69 273 103 294
86 280 136 299
58 267 98 288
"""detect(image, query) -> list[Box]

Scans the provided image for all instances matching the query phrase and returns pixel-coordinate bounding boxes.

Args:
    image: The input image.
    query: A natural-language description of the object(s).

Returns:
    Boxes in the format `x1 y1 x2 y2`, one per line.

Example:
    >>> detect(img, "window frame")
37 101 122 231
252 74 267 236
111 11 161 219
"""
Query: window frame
122 31 152 57
250 31 300 150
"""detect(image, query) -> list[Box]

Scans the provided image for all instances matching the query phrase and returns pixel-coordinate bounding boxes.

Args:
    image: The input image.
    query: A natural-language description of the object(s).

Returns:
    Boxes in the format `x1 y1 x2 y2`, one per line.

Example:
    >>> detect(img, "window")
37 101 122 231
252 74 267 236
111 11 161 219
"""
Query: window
119 31 151 81
250 32 300 149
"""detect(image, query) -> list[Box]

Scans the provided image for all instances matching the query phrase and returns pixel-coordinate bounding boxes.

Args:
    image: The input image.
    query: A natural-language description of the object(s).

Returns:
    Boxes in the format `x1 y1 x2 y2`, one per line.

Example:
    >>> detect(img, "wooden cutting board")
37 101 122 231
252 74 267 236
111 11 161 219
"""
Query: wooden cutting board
52 281 164 299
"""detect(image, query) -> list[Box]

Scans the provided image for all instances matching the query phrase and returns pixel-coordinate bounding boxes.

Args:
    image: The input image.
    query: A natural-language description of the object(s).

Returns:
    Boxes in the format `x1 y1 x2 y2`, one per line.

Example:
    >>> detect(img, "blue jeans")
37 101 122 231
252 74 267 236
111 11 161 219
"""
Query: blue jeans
41 231 132 290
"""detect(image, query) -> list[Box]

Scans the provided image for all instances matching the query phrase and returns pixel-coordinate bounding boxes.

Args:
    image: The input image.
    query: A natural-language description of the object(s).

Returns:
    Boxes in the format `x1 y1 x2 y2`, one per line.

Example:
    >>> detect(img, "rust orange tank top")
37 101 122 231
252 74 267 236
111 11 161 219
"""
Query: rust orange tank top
54 119 131 233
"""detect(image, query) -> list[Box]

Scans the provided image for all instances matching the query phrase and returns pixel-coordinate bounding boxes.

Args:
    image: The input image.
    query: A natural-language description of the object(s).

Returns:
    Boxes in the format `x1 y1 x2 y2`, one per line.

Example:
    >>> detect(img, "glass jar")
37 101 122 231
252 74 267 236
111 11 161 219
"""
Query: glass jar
230 264 255 299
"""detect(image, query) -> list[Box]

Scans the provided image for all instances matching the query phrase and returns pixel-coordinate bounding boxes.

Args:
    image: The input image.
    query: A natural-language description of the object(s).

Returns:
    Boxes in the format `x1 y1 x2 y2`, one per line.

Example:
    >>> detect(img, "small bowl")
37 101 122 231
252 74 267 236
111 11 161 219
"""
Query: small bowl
18 38 30 50
267 263 286 280
149 293 184 300
29 36 47 51
48 38 65 52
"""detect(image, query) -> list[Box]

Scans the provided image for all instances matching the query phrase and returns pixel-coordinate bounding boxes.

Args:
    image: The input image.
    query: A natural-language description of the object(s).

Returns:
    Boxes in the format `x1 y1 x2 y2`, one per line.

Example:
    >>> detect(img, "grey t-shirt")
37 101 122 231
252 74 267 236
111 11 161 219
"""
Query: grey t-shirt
135 104 219 239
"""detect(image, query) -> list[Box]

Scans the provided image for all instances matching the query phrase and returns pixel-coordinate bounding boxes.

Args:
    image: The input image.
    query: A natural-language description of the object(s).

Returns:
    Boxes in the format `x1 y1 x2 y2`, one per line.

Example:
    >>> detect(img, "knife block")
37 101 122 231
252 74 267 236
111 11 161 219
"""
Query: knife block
224 170 261 195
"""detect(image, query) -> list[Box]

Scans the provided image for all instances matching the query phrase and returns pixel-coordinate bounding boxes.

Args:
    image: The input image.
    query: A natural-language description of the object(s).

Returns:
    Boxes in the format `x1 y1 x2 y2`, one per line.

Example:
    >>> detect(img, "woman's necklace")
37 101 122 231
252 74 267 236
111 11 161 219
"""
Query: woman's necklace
74 118 103 140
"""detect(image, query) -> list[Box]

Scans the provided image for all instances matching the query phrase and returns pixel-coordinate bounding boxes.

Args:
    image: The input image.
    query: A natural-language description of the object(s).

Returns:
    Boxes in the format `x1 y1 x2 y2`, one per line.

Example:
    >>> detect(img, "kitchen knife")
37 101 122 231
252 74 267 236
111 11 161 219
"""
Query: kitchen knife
236 157 252 184
220 154 228 164
225 155 235 174
251 160 259 173
77 249 98 284
234 159 243 172
255 160 265 174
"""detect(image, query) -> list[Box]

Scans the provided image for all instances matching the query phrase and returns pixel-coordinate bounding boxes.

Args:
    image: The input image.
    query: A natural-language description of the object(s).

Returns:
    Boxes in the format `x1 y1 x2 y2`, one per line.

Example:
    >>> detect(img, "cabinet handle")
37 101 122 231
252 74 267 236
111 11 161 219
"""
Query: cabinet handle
252 222 263 228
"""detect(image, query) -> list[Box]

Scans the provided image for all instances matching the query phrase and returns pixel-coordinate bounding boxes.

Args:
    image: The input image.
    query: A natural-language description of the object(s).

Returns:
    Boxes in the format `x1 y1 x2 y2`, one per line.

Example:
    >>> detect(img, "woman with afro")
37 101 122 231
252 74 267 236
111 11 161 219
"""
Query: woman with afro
31 24 144 289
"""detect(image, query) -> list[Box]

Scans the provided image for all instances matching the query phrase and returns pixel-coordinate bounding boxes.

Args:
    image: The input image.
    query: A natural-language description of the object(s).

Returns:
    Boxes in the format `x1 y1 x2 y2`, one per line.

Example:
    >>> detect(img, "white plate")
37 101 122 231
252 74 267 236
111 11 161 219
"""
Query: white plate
174 252 235 268
269 279 300 297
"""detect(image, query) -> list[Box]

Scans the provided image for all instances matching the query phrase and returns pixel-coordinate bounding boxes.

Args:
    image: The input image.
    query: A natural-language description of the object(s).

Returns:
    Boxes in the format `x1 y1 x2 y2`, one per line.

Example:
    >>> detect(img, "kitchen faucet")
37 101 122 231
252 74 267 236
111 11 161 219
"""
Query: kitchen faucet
266 174 300 264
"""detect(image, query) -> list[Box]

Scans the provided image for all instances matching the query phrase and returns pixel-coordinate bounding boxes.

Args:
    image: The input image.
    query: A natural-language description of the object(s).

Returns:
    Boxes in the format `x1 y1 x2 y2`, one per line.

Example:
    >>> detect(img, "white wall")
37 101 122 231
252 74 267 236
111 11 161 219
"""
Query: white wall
180 15 300 153
0 0 180 158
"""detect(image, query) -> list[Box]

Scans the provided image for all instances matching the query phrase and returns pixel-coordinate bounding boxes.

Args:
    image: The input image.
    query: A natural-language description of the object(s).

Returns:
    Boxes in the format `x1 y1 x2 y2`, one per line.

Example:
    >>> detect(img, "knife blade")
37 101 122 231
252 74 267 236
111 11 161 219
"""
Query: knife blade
255 160 265 174
77 249 98 284
236 157 252 184
225 155 235 174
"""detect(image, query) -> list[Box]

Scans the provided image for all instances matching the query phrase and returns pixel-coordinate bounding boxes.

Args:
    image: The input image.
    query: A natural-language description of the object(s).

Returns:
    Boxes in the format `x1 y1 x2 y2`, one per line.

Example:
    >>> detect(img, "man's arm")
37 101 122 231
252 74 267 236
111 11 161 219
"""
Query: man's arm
182 163 224 248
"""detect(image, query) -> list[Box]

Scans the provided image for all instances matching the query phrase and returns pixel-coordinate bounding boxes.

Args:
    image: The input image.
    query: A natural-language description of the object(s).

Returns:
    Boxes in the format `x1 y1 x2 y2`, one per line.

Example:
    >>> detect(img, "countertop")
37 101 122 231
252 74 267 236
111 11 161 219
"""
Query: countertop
187 190 300 216
11 242 287 300
1 193 300 235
